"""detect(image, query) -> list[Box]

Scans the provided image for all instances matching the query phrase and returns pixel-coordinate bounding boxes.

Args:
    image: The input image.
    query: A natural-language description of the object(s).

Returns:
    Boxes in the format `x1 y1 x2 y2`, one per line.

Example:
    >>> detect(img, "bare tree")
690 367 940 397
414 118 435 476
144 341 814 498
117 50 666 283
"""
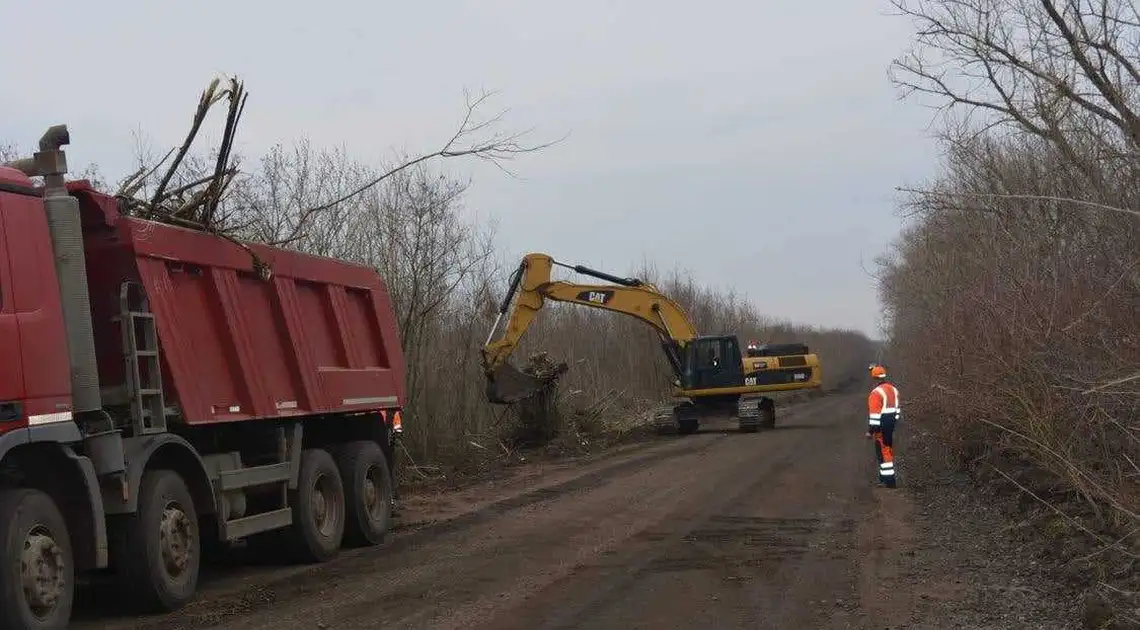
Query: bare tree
355 162 499 408
890 0 1140 188
883 3 1140 620
229 140 371 253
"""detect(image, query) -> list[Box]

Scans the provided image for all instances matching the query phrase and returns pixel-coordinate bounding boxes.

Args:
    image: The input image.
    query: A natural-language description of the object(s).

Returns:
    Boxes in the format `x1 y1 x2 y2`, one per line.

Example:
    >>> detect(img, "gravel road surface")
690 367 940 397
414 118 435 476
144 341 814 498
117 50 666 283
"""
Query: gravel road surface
70 393 1078 629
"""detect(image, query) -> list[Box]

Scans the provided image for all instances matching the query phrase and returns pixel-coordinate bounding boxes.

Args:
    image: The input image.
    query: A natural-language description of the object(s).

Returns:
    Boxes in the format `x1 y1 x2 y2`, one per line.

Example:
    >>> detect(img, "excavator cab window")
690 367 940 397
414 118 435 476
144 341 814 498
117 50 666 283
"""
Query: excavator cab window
681 336 744 390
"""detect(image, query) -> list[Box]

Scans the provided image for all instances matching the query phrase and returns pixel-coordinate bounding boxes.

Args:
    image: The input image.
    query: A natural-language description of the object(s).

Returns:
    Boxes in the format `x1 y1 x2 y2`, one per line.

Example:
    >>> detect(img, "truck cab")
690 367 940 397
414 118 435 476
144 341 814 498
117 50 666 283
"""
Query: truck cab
0 127 409 630
0 166 73 436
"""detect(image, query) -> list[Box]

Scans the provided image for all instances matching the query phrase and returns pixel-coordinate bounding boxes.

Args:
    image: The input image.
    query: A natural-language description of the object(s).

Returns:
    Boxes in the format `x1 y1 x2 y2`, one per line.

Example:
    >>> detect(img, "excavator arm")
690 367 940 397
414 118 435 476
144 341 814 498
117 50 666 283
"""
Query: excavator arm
481 252 700 404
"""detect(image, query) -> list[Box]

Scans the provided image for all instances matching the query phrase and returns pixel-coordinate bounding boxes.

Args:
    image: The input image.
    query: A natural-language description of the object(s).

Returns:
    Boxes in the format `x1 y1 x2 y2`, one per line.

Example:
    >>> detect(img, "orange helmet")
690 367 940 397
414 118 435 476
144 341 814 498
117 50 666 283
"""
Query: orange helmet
869 365 887 379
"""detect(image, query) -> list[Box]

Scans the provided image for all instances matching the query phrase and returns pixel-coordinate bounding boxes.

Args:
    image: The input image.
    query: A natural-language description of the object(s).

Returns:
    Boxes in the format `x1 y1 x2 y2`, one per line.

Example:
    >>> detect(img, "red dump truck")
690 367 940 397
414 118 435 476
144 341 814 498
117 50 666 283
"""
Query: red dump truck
0 125 407 629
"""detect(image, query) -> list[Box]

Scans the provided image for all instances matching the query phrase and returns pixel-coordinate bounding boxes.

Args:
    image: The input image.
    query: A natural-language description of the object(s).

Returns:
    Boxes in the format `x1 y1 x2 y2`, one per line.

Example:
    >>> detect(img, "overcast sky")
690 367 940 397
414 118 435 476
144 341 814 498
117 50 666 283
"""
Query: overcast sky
2 0 938 338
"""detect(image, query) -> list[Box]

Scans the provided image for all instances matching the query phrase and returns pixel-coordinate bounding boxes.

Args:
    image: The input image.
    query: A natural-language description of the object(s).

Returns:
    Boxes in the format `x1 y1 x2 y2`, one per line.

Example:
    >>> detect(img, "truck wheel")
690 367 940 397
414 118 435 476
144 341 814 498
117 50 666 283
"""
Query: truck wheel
335 441 393 547
0 488 73 630
113 469 201 613
288 449 345 563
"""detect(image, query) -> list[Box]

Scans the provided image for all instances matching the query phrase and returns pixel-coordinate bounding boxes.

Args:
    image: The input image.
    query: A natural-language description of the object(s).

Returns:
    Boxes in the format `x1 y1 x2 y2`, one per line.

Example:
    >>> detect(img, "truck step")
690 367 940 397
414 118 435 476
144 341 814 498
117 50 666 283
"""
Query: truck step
221 508 292 541
216 461 292 492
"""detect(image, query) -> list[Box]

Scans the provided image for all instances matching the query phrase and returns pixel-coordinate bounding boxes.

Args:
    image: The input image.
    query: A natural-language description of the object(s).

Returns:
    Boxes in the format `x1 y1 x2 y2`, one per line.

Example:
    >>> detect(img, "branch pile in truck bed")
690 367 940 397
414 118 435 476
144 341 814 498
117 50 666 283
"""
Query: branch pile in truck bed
116 76 248 235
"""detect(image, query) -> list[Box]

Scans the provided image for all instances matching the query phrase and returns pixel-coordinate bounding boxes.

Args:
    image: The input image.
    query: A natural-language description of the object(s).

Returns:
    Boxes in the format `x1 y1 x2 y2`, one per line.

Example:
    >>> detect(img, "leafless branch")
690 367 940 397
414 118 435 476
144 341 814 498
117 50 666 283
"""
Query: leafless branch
274 88 563 246
896 186 1140 217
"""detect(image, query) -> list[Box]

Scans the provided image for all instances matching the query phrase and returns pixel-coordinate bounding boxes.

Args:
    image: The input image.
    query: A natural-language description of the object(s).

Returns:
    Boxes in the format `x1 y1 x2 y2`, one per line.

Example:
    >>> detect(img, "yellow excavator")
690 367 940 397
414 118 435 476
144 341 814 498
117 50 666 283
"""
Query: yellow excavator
481 252 822 434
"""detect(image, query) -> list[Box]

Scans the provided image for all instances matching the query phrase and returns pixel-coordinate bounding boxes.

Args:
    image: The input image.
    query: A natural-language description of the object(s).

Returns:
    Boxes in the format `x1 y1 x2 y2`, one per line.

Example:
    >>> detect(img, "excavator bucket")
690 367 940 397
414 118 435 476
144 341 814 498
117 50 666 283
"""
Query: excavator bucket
485 360 568 404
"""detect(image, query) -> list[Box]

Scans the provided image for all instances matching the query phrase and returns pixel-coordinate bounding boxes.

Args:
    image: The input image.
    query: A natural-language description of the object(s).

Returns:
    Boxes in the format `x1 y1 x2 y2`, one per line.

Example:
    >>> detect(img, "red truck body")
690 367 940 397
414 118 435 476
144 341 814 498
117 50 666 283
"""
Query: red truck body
0 172 406 432
0 129 410 630
75 181 406 426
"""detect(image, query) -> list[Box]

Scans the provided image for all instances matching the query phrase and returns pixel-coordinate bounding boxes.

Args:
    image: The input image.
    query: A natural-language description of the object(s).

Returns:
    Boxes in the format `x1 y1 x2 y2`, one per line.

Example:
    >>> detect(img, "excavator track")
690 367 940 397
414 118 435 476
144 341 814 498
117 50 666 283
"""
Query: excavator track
652 406 676 435
652 397 776 436
652 402 700 435
737 396 775 433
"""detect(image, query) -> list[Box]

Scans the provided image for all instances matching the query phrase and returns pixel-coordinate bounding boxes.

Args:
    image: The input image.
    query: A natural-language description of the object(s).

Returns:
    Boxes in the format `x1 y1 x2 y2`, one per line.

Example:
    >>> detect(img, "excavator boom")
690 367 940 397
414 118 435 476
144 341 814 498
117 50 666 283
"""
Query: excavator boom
481 252 699 403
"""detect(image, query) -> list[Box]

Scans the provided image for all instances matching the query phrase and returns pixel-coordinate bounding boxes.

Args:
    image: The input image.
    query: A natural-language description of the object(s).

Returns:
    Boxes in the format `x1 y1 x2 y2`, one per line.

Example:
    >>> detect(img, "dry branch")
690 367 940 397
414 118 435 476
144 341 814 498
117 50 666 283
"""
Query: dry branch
896 186 1140 218
274 88 563 247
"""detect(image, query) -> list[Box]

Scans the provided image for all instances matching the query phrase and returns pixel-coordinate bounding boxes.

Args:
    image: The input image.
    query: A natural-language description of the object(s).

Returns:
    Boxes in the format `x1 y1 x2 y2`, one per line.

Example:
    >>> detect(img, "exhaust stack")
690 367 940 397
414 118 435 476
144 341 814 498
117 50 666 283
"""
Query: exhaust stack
4 125 103 413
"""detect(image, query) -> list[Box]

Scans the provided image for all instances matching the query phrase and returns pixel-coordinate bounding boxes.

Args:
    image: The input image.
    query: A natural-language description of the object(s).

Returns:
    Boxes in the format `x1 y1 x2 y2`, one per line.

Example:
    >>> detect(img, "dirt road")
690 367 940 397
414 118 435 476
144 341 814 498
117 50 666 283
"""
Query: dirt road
71 394 925 629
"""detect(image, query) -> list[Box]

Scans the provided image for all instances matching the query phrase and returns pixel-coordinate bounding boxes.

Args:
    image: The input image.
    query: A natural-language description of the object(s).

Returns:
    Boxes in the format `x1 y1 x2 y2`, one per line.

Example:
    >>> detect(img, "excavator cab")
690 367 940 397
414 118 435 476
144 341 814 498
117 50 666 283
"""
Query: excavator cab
678 336 745 390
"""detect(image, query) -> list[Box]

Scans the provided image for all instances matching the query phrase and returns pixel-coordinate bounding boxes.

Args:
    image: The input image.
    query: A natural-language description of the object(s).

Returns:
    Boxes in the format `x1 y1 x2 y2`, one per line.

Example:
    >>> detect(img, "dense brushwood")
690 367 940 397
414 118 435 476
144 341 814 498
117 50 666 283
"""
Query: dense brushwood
885 1 1140 616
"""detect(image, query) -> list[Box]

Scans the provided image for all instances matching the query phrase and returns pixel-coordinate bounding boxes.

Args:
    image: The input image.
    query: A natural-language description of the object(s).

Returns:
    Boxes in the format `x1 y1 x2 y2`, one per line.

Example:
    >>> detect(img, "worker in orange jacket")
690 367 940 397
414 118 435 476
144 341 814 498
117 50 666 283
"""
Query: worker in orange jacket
865 365 900 488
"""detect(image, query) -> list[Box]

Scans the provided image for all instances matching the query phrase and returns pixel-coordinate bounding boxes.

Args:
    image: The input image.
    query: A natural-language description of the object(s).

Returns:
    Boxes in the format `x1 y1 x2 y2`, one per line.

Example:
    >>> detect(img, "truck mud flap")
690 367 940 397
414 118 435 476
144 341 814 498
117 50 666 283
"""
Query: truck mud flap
485 361 568 405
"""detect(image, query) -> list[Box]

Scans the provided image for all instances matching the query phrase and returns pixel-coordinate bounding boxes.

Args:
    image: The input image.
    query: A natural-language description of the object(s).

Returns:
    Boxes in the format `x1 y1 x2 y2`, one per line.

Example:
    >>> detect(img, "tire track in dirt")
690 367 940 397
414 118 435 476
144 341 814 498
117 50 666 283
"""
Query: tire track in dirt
266 394 860 630
494 441 813 630
234 405 836 630
856 483 918 628
478 394 870 630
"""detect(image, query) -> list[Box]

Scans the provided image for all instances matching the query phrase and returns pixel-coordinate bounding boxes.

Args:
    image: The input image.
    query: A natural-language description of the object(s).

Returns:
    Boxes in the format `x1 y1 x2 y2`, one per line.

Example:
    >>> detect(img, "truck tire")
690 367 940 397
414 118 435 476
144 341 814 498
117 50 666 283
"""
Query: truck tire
0 488 74 630
288 448 345 563
334 441 393 547
113 469 201 613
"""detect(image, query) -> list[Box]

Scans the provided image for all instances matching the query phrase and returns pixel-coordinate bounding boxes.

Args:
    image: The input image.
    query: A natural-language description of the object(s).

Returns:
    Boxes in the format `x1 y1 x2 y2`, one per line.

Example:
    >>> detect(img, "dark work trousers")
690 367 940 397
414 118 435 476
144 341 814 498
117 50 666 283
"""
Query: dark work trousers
872 412 897 487
390 432 402 511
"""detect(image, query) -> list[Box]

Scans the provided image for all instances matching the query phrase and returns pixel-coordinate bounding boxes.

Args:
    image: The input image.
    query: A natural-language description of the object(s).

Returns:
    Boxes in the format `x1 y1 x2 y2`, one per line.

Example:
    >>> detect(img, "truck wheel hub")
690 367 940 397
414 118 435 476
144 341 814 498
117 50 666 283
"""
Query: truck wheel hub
160 502 192 576
311 473 341 537
21 527 65 615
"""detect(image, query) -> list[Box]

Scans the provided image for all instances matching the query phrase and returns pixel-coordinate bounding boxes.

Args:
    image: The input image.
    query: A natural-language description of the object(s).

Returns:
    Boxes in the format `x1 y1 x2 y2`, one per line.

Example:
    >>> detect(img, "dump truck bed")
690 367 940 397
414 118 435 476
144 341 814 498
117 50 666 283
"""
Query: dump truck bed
71 181 406 425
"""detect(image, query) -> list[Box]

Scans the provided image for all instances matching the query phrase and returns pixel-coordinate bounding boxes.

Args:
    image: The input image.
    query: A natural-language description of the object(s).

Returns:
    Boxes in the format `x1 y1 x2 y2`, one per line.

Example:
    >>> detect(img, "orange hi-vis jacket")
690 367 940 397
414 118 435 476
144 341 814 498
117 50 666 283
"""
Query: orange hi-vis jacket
381 409 404 435
867 381 900 430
